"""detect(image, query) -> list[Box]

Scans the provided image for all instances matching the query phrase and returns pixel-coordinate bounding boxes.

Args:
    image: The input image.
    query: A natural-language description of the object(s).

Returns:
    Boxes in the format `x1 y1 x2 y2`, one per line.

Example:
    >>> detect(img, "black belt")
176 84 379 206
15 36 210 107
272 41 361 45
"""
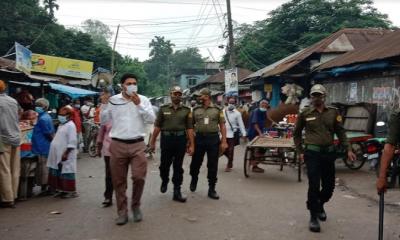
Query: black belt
162 130 186 136
196 132 219 136
112 137 144 144
305 144 335 153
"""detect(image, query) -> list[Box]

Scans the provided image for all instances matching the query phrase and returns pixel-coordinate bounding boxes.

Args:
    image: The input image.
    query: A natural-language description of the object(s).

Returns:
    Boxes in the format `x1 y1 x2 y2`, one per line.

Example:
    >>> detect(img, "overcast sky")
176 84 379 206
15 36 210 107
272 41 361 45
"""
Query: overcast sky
54 0 400 62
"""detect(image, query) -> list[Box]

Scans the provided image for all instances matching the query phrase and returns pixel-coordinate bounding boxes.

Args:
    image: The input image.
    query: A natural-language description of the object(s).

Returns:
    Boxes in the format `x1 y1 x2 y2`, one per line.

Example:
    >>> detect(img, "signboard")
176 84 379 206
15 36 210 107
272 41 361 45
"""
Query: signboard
225 68 238 95
31 54 94 80
15 42 32 75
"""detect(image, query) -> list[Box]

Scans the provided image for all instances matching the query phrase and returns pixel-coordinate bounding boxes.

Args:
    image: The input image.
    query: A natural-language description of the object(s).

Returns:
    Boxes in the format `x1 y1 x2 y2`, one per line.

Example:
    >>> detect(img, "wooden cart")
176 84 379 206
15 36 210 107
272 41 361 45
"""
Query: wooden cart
243 136 301 182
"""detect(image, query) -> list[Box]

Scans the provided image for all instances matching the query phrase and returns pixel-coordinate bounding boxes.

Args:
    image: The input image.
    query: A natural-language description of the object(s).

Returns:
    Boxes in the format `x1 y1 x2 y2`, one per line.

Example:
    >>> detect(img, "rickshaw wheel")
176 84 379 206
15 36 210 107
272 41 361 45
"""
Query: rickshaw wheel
344 143 366 170
244 148 252 178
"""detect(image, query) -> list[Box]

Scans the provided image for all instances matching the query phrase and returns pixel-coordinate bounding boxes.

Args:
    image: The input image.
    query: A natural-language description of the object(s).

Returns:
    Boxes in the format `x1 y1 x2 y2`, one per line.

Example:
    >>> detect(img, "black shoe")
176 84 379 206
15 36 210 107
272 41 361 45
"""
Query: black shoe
318 206 327 221
190 178 198 192
208 188 220 200
102 199 113 207
160 182 168 193
309 216 321 232
173 189 187 203
0 202 15 208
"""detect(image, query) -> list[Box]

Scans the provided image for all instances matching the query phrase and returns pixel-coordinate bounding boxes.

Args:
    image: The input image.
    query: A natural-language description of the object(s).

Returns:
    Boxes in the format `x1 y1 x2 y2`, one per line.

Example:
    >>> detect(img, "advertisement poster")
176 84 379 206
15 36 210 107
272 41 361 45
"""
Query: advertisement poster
225 68 238 95
15 42 32 75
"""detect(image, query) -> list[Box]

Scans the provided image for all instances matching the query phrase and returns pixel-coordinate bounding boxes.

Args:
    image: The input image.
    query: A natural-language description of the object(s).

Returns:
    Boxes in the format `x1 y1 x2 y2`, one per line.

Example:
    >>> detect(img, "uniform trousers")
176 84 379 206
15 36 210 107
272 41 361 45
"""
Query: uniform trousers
304 150 336 214
0 144 20 202
190 134 220 187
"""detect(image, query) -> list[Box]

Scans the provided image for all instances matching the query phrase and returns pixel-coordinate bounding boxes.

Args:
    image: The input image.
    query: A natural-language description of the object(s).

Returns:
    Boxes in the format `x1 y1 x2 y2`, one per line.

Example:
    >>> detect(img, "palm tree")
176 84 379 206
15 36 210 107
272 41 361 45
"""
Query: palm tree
43 0 59 19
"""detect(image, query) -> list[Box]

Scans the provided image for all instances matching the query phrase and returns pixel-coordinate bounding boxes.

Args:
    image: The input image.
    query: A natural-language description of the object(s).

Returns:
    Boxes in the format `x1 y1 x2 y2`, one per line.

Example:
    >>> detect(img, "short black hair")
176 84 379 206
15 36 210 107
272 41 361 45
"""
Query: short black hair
120 73 138 84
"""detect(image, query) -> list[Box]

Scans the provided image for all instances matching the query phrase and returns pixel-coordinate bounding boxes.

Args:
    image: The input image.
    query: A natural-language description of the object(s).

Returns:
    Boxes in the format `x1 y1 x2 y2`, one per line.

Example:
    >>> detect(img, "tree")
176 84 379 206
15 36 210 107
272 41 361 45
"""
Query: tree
230 0 392 71
43 0 59 19
81 19 113 45
171 47 204 73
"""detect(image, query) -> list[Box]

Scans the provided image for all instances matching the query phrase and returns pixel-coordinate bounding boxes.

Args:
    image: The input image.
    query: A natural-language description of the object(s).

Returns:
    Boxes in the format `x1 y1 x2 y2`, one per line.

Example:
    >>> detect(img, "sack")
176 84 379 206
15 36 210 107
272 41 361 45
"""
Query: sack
234 130 240 146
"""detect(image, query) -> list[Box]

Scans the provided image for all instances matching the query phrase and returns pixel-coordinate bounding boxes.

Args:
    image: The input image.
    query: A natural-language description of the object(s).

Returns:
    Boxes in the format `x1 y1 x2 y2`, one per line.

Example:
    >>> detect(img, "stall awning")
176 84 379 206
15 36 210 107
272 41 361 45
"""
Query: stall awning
49 83 98 99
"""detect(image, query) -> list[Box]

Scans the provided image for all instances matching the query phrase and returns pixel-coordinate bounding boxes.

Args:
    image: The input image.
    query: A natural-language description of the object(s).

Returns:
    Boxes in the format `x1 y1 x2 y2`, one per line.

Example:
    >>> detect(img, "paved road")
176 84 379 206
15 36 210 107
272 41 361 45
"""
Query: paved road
1 144 400 240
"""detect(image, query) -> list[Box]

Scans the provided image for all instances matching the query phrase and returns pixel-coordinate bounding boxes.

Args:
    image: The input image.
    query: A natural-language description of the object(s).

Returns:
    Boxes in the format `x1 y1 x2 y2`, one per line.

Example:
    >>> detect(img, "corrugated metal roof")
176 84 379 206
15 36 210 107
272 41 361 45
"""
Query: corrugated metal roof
245 28 391 79
317 30 400 70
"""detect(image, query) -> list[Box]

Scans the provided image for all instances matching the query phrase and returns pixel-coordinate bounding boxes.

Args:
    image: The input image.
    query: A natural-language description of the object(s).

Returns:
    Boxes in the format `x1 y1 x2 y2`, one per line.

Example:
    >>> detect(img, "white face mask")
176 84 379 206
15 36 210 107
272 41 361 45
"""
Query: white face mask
126 85 138 96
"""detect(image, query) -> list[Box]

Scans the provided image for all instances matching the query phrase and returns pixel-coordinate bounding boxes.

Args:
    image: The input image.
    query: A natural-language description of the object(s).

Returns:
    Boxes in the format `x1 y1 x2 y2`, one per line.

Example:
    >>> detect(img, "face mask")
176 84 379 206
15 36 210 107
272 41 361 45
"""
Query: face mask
259 107 267 112
126 85 138 96
311 95 325 107
87 102 94 107
171 96 181 104
74 104 80 109
58 115 68 124
35 106 44 113
228 104 235 111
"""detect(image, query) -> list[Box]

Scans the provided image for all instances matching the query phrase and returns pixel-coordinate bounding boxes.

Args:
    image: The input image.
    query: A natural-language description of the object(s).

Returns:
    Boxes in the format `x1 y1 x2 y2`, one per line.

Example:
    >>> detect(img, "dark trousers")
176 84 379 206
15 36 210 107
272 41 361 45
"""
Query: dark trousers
223 138 236 168
304 150 336 214
160 134 187 187
104 156 113 200
190 135 220 187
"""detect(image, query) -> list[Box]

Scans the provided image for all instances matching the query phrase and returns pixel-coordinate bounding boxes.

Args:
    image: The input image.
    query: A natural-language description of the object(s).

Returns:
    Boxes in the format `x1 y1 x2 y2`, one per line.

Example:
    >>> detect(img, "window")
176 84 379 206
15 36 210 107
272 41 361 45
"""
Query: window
188 77 198 86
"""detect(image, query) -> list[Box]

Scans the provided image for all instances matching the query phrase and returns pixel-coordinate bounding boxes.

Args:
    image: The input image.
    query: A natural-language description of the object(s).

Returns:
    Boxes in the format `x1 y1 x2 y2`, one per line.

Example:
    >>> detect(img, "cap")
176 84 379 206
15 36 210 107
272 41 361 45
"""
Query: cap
199 88 211 96
170 86 183 93
310 84 326 95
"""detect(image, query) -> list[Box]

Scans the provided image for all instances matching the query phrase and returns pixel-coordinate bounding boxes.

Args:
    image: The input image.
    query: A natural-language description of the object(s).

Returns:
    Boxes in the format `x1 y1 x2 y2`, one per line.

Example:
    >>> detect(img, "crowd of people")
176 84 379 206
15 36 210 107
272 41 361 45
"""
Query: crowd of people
4 76 390 234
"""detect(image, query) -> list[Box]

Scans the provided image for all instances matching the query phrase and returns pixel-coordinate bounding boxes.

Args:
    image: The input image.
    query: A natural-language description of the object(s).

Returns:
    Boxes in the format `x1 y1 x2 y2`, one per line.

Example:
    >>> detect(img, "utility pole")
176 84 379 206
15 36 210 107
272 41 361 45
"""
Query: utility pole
226 0 235 68
111 24 120 76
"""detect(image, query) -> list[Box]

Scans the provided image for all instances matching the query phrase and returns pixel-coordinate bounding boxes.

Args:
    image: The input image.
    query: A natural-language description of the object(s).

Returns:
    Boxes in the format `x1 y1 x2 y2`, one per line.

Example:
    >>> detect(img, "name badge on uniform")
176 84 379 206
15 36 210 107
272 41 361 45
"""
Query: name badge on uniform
306 117 316 121
164 112 171 115
204 117 209 125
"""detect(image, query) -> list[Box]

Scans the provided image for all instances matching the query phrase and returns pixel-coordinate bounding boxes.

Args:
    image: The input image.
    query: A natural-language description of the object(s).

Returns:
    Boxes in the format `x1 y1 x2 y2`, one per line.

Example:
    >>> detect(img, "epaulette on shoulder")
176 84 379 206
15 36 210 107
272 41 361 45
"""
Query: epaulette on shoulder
327 105 338 110
300 106 312 114
181 105 190 109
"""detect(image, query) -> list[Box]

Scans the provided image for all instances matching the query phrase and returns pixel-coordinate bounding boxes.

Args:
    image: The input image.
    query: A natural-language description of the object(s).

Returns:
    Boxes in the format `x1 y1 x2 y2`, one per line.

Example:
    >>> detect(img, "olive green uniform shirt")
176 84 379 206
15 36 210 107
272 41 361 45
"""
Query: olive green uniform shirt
155 104 193 131
0 140 4 153
386 110 400 145
192 103 225 133
293 106 349 153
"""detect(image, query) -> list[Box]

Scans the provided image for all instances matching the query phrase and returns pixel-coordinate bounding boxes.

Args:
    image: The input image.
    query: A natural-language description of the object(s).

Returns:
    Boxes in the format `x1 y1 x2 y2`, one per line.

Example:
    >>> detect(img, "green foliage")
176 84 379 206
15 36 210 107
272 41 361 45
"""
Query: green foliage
231 0 392 71
81 19 113 45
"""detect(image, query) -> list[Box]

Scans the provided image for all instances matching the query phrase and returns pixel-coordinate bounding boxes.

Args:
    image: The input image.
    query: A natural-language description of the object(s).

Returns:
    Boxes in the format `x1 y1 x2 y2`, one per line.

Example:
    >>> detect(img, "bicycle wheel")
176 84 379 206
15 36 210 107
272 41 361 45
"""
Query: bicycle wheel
344 143 366 170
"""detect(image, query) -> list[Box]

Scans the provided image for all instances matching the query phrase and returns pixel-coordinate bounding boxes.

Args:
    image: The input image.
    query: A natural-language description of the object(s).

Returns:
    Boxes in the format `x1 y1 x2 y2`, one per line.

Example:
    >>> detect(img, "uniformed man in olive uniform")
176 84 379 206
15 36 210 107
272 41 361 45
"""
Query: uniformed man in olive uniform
149 86 195 203
190 88 228 200
377 110 400 194
294 84 356 233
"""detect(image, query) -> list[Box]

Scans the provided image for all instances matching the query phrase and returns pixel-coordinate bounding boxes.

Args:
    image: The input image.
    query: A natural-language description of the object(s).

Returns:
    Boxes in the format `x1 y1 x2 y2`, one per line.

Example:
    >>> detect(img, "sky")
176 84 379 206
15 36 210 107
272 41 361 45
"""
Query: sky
54 0 400 62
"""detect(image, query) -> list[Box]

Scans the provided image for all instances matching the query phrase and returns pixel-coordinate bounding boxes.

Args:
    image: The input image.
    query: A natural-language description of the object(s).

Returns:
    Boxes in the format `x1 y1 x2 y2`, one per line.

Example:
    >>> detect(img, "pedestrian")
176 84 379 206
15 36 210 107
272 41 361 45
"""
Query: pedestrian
293 84 356 233
149 86 195 203
107 73 155 225
190 88 228 200
223 97 247 172
32 98 55 195
0 80 21 208
246 99 276 173
71 100 83 151
377 109 400 194
96 89 113 207
47 106 78 199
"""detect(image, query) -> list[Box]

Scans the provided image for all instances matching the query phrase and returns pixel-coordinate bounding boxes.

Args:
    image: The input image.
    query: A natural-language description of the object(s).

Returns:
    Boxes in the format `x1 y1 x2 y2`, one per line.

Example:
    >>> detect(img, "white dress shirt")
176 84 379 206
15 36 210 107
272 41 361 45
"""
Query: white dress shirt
108 93 155 140
223 108 247 138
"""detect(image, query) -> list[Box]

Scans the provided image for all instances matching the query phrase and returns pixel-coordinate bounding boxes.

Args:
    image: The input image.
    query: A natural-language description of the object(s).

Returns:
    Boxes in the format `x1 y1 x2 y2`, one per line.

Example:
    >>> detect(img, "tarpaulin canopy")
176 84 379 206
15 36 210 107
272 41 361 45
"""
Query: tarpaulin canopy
49 83 98 99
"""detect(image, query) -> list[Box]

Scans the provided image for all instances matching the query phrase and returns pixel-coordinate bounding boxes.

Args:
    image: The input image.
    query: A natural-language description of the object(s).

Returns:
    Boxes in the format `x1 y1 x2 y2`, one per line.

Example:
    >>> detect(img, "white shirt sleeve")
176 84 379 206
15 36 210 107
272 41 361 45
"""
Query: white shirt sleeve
236 111 247 137
137 96 156 124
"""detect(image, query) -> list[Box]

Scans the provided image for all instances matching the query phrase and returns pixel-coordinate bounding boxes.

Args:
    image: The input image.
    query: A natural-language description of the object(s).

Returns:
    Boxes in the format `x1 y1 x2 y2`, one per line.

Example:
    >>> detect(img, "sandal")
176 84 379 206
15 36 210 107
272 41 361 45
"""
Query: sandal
252 166 265 173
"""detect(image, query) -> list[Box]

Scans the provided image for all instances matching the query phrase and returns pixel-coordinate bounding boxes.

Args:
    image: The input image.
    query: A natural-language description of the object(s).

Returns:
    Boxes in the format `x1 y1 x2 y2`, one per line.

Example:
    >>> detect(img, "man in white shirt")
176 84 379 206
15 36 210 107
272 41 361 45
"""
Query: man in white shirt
107 73 156 226
223 97 247 172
